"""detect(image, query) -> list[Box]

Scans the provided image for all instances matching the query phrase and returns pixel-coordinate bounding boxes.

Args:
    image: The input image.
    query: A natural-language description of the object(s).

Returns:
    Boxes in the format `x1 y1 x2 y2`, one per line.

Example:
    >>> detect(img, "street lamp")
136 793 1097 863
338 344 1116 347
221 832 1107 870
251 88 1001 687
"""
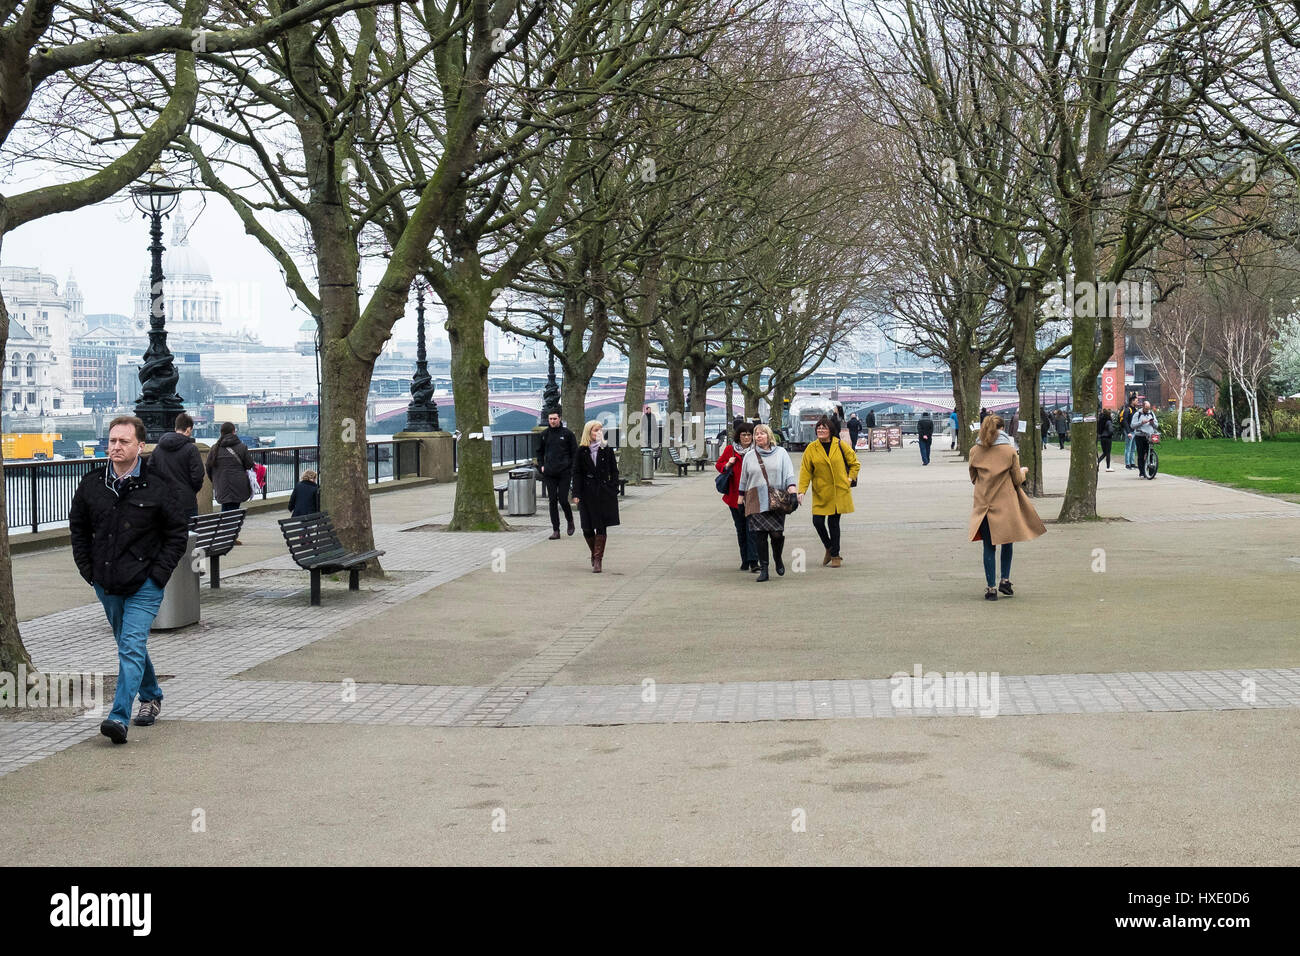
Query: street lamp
130 162 184 442
406 279 439 431
539 307 562 424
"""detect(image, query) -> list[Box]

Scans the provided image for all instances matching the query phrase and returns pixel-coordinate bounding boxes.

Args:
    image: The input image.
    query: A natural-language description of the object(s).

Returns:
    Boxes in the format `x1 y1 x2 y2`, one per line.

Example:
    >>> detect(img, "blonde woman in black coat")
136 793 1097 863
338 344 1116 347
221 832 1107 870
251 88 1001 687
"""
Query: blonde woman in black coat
571 420 620 573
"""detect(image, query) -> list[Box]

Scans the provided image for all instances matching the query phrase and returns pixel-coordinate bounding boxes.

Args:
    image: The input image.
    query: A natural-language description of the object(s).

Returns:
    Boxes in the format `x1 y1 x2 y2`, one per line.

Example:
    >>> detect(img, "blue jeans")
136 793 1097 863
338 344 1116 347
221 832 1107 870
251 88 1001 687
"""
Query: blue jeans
978 517 1012 587
919 437 931 464
1124 433 1136 466
94 578 165 726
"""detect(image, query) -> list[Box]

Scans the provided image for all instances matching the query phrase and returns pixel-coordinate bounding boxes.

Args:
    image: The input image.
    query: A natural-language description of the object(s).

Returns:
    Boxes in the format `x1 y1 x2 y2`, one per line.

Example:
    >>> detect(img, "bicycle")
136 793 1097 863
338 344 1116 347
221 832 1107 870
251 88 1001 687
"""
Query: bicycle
1142 432 1160 479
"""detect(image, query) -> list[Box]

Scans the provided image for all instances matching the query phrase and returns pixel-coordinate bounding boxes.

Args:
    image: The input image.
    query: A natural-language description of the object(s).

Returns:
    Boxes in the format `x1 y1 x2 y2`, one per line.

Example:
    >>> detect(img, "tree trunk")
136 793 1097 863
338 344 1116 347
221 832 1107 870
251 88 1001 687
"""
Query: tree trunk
665 361 686 444
0 284 35 677
949 351 982 460
1010 291 1046 496
560 371 586 433
619 323 650 482
742 369 761 419
319 333 383 561
687 355 712 456
724 378 735 425
447 297 507 531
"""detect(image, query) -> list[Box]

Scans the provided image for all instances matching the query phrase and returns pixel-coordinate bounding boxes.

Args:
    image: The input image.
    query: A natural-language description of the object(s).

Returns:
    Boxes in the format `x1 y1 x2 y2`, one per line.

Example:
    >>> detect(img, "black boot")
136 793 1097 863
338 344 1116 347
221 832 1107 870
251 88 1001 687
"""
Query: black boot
755 564 770 582
772 534 786 576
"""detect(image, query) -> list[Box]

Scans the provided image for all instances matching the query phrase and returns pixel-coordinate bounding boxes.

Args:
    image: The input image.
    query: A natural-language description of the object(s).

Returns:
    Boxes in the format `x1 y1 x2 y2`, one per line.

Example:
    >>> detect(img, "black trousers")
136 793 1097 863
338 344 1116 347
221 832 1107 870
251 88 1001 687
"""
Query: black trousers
542 469 574 530
1057 432 1066 449
1135 435 1151 475
753 530 784 566
1097 439 1112 468
220 501 242 512
729 504 757 563
812 513 841 557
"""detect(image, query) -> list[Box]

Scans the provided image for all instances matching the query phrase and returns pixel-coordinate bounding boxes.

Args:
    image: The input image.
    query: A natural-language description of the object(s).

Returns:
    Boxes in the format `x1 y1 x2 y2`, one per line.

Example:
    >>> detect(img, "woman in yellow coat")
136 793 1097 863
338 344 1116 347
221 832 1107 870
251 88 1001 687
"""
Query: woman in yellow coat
797 416 860 568
968 414 1047 600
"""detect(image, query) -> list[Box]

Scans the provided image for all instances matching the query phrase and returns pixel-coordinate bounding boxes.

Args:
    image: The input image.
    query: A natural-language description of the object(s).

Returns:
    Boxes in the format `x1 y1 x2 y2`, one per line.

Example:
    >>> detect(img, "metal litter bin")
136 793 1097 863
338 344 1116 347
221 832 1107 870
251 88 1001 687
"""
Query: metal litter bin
153 532 200 630
705 438 718 461
507 469 537 515
640 447 655 481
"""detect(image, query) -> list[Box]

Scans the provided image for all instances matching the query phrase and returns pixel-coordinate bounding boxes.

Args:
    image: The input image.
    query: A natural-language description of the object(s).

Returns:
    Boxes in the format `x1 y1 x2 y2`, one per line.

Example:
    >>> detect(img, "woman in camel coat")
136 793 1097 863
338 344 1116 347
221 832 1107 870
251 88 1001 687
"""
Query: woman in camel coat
968 414 1046 601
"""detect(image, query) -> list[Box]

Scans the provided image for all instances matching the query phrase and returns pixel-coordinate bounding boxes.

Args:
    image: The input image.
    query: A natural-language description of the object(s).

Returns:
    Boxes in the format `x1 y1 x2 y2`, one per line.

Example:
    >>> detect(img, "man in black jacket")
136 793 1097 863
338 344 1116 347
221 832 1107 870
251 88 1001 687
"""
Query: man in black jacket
535 411 577 539
916 411 934 465
69 416 190 745
147 412 205 517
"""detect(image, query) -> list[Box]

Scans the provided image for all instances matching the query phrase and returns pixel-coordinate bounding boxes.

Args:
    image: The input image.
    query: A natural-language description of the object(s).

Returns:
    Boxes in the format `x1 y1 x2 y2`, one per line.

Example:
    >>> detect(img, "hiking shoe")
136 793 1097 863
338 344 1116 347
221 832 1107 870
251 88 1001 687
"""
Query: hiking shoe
100 719 128 744
134 699 162 726
830 556 842 568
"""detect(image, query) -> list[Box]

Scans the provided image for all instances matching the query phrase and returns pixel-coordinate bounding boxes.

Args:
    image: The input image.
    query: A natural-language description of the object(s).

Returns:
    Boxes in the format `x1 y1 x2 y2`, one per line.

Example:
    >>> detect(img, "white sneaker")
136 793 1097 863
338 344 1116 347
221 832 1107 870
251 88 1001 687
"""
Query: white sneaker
1106 467 1113 472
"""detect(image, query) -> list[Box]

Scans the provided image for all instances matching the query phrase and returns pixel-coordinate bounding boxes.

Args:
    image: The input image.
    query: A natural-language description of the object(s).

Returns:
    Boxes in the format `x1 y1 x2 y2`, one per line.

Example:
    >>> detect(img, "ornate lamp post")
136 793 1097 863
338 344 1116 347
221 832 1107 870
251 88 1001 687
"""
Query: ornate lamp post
130 163 184 442
538 309 562 425
406 280 439 431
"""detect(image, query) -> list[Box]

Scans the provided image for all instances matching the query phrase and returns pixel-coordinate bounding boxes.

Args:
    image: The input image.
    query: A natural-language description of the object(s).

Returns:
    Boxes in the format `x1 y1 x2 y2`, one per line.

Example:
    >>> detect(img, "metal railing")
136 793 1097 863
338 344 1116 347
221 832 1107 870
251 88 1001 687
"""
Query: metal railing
3 439 420 535
450 425 714 473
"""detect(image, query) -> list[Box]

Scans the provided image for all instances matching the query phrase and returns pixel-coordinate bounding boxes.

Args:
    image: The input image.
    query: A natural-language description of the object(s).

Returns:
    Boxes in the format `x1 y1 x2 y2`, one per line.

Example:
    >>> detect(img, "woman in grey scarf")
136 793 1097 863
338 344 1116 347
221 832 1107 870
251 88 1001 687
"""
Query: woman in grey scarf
737 424 798 582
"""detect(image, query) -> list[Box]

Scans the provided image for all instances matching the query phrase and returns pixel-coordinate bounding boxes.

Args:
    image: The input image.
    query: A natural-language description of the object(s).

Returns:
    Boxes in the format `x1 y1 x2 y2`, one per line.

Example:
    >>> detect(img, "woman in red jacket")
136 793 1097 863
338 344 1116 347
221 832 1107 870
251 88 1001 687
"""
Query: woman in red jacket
717 419 758 572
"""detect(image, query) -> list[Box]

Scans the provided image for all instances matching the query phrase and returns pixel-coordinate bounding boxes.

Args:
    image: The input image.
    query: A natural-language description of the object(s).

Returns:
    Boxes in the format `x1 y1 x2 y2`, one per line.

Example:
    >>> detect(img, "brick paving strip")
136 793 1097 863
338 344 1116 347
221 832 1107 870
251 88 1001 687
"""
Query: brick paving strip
4 478 1300 776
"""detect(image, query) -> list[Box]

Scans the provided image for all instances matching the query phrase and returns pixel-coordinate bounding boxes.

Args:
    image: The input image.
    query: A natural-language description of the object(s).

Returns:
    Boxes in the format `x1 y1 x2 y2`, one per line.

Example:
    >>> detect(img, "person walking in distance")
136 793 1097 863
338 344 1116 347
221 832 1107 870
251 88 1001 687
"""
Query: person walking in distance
69 416 190 744
717 419 759 571
1120 392 1139 468
847 413 862 449
968 414 1046 601
949 409 959 449
865 409 876 429
1040 406 1051 450
1132 400 1158 478
288 469 321 517
916 411 934 465
1096 408 1115 472
535 411 577 540
737 423 798 582
206 418 254 511
146 411 205 518
571 420 619 572
797 416 860 569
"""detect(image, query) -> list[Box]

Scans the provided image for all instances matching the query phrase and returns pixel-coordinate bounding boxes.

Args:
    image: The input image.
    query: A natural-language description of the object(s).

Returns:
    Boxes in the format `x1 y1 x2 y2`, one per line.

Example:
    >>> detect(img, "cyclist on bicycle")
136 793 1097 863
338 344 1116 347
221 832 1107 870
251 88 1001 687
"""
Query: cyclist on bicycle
1132 401 1159 478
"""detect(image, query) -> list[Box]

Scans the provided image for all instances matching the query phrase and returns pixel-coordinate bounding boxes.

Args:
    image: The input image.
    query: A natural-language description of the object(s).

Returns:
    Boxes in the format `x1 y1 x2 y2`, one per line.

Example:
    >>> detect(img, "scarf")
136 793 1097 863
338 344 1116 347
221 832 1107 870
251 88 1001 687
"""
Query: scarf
589 440 601 464
993 431 1014 446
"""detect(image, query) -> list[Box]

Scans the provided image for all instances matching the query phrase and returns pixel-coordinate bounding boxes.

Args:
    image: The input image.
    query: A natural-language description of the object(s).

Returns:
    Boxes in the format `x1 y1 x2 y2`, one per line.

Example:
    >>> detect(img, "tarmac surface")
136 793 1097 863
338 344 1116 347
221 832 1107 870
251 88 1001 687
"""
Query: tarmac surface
3 440 1298 864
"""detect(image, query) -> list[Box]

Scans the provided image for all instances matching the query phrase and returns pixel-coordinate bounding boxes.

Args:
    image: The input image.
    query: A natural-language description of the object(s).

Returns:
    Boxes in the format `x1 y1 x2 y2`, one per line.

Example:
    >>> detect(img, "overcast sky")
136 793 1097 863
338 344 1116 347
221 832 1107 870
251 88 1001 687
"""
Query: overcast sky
4 192 443 350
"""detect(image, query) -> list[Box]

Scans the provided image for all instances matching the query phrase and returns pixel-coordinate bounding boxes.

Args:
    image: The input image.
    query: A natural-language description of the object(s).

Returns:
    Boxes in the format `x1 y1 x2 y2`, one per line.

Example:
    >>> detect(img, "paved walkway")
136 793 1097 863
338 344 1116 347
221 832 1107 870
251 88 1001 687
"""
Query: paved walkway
3 443 1299 864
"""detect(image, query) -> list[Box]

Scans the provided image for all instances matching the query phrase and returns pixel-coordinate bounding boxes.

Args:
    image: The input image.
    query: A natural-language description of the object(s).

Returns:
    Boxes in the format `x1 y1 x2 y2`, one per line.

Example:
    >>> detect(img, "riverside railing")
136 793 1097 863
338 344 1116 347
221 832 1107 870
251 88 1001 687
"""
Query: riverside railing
3 439 420 535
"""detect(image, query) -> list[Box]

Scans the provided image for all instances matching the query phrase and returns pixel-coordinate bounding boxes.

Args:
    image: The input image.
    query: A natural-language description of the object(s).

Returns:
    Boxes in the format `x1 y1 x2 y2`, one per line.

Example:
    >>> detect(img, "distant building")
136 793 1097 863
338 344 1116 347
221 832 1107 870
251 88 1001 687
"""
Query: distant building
3 318 58 413
0 266 85 409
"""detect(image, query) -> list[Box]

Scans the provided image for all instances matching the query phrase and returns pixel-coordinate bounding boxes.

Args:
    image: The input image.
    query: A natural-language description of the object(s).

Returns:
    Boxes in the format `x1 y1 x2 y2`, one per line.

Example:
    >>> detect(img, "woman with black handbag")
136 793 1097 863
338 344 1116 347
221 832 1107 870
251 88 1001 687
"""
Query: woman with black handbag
716 420 758 571
570 420 620 573
737 424 798 582
797 416 860 568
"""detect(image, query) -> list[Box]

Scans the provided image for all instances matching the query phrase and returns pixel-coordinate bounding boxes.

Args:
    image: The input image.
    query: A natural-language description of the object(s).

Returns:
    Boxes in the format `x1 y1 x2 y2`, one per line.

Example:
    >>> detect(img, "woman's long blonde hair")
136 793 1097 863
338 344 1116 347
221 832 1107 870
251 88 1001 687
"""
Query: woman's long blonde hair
977 414 1005 448
579 420 604 446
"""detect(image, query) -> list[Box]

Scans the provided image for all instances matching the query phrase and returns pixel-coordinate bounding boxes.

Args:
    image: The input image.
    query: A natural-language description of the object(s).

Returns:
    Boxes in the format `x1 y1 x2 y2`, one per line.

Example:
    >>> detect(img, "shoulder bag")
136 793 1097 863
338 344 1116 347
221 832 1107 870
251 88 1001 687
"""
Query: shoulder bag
837 439 857 487
756 451 797 514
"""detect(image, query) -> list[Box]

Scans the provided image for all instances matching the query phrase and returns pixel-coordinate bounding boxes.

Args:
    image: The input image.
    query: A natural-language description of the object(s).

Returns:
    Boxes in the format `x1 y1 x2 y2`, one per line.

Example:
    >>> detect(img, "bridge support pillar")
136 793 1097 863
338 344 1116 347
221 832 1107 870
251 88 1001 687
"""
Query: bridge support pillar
394 431 454 482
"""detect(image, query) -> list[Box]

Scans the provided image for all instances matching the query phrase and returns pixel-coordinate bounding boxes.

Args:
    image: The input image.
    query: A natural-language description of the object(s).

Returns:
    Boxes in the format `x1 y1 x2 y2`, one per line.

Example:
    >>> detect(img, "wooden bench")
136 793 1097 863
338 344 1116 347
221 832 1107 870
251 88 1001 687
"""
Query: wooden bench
189 510 247 589
692 455 709 472
666 446 690 477
277 511 385 606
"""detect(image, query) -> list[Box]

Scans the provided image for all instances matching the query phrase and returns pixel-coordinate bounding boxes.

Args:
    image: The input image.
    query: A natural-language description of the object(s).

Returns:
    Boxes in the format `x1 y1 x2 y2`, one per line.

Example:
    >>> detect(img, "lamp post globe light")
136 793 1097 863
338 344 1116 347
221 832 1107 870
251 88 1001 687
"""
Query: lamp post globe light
130 163 185 442
406 279 439 431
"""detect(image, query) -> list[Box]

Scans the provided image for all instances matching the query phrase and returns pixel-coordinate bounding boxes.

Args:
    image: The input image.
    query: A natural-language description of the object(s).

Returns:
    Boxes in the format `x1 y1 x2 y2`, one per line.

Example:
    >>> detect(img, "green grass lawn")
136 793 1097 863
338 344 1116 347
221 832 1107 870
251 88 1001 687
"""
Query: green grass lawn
1154 438 1300 497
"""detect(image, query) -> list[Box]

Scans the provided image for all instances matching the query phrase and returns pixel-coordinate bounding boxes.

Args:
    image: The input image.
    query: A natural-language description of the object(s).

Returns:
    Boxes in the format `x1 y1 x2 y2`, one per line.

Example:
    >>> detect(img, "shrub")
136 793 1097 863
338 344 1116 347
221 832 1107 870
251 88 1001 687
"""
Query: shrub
1156 406 1221 439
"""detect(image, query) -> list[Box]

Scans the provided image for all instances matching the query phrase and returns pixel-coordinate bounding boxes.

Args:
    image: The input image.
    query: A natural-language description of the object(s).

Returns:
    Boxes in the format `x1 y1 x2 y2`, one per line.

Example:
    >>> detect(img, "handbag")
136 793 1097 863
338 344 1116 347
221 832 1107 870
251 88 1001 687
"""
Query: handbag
756 450 797 514
838 439 857 487
715 468 731 495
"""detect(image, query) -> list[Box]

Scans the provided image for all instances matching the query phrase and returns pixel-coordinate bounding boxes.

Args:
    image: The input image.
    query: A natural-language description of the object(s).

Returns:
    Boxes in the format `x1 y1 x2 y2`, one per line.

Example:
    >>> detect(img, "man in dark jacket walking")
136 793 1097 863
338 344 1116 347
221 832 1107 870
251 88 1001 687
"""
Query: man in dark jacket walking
69 416 189 745
916 411 934 464
535 411 577 539
847 414 861 448
147 412 205 517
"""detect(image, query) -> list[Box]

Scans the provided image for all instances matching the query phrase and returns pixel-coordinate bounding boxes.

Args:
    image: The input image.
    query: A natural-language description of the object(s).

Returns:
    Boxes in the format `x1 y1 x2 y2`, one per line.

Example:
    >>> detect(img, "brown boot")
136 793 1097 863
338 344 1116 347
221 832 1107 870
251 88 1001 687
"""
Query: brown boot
593 534 606 573
584 533 596 566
